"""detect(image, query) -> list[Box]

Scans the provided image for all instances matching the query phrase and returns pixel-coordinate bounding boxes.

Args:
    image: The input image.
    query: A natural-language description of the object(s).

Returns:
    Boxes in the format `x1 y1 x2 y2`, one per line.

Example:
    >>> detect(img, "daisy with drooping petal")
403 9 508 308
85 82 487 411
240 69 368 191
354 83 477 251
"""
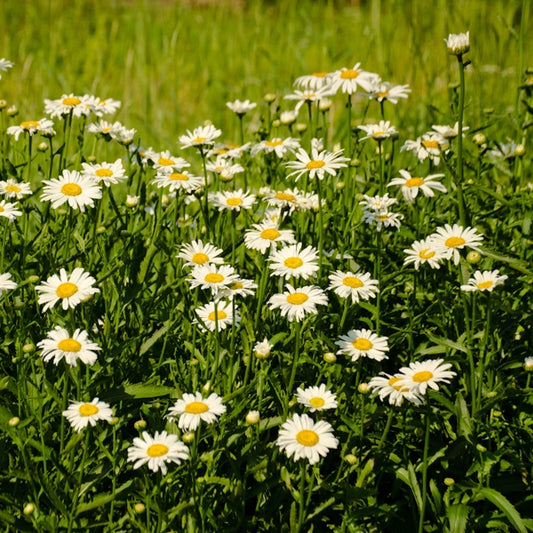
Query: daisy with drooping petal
244 221 296 253
0 58 14 78
148 150 190 173
219 278 258 300
335 329 389 362
263 188 302 212
168 392 226 431
179 124 222 150
268 284 328 322
432 122 468 140
87 120 124 138
296 384 338 412
358 120 398 141
388 170 447 202
0 179 32 199
403 239 446 270
127 431 189 474
0 200 22 221
189 264 239 295
363 78 411 104
44 94 92 118
177 240 224 268
277 413 338 465
35 267 100 312
194 300 239 332
362 209 403 231
6 118 56 140
153 170 203 193
81 159 127 187
401 133 447 165
226 99 257 115
359 193 398 211
268 243 319 280
62 398 113 432
251 137 301 158
294 71 331 91
284 87 334 112
37 326 101 366
430 224 483 265
460 270 508 293
395 358 456 395
328 63 376 94
84 96 122 116
445 32 470 55
286 144 349 182
210 189 256 211
368 373 424 406
206 156 244 180
41 170 102 212
328 270 379 303
0 273 17 295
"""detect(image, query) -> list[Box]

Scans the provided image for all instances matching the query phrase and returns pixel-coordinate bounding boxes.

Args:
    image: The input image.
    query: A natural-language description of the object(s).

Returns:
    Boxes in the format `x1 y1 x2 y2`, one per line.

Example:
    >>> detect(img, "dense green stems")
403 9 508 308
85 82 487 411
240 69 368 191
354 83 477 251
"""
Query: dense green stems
455 56 467 226
374 230 383 335
67 429 91 533
477 294 492 410
296 461 313 533
287 320 302 403
0 221 7 270
199 147 211 238
377 408 394 451
254 256 269 331
346 94 353 157
377 140 385 195
315 177 325 275
418 401 431 533
339 298 350 333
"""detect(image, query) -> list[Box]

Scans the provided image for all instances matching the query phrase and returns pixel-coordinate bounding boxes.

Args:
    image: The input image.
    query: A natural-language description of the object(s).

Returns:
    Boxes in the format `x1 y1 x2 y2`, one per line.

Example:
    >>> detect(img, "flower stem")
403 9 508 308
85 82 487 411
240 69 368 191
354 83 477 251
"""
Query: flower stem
455 56 467 226
418 401 431 533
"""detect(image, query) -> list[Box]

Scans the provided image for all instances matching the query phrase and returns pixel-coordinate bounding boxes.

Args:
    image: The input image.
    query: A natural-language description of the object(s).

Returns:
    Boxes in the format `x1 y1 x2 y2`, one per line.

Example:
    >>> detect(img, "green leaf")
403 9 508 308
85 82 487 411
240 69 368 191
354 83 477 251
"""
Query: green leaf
76 480 132 514
101 383 173 402
397 463 422 511
446 503 469 533
476 487 527 533
481 249 533 276
139 322 171 355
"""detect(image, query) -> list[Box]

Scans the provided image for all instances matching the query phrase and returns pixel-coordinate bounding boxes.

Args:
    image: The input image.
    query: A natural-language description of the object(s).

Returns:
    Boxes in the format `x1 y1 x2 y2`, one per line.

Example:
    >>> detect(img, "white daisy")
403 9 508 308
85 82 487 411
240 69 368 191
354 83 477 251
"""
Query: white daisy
254 338 274 359
41 170 102 212
335 329 389 362
86 120 124 137
460 270 508 293
358 120 398 141
0 179 32 199
210 189 256 211
62 398 113 432
153 170 203 193
328 63 376 94
293 71 331 91
168 392 226 431
6 118 56 140
401 133 447 165
194 300 239 332
206 156 244 180
0 200 22 221
189 264 239 295
403 239 446 270
430 224 484 265
285 145 349 181
432 122 468 140
395 358 456 395
284 87 334 112
268 243 319 280
37 326 101 366
388 170 447 202
368 373 424 406
81 159 127 187
84 96 122 116
277 413 338 465
362 209 403 231
268 284 328 322
363 78 411 104
35 267 100 312
148 150 190 172
226 99 257 115
445 32 470 55
296 384 337 412
328 270 379 303
218 278 257 300
359 193 398 211
0 273 17 295
0 58 14 78
244 221 296 253
179 124 222 150
177 240 224 268
251 137 301 158
127 431 189 474
44 94 92 118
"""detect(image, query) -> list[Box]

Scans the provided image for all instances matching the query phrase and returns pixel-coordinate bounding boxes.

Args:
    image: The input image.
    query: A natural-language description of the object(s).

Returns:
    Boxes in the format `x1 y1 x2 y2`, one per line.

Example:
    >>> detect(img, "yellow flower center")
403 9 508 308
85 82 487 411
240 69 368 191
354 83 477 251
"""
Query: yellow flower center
61 183 82 196
352 338 373 351
296 429 319 446
275 192 296 202
169 172 188 181
95 168 113 177
340 69 359 79
413 370 433 383
157 157 174 166
62 97 81 106
57 338 82 352
102 127 111 132
56 282 78 299
422 140 439 149
286 292 308 305
230 281 243 290
193 137 206 143
146 443 169 457
204 273 224 284
265 140 283 147
226 197 243 206
306 160 326 170
376 90 389 98
309 397 325 408
376 214 389 221
312 72 328 78
0 206 4 213
20 120 39 129
284 256 303 269
477 280 494 289
303 93 316 99
405 177 424 187
5 185 21 193
372 130 387 138
419 248 436 259
388 376 407 391
192 252 209 264
260 228 281 240
208 310 227 321
444 236 466 248
79 403 99 416
342 276 363 288
184 401 209 414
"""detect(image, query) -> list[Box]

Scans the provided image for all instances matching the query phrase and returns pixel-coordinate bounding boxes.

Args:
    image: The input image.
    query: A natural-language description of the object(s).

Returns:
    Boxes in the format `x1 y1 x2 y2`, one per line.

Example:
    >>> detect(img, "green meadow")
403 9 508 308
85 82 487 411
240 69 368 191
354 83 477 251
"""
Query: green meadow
0 0 531 532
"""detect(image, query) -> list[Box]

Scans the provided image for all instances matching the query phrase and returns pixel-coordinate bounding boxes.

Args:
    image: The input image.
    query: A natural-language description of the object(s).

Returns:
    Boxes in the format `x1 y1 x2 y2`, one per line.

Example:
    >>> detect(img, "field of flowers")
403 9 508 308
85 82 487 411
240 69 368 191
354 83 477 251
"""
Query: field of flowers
0 1 532 532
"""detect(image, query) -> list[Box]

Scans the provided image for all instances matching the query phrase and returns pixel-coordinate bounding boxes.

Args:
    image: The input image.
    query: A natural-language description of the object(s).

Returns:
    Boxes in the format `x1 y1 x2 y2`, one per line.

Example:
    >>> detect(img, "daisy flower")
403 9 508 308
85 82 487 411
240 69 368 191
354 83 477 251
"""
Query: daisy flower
37 326 101 366
44 94 92 118
285 144 349 181
179 124 222 150
81 159 127 187
358 120 398 141
168 392 226 431
432 122 468 140
328 63 376 94
0 200 22 221
208 142 251 159
284 87 334 112
268 284 328 322
153 170 203 193
396 358 456 395
460 270 508 293
189 264 239 295
0 273 17 295
0 179 32 199
296 384 338 412
430 224 483 265
206 156 244 180
6 118 55 140
84 96 121 116
210 189 256 211
277 413 338 465
41 170 102 212
244 221 296 253
251 137 301 158
127 431 189 475
293 71 331 91
368 373 424 406
335 329 389 362
226 99 257 115
194 300 239 332
177 240 224 268
388 170 447 202
359 193 398 211
268 243 319 280
62 398 113 432
403 239 445 270
219 278 258 300
328 270 379 303
445 32 470 55
87 120 124 137
263 188 302 211
0 58 14 78
35 267 100 312
147 150 190 173
401 133 446 165
254 338 274 359
363 78 411 104
362 209 403 231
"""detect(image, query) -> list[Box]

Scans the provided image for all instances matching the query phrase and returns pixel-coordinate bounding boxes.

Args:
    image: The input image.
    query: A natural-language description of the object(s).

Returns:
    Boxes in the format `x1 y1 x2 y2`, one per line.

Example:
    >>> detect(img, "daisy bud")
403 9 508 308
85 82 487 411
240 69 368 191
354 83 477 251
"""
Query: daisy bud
524 357 533 372
7 105 18 117
358 383 370 394
182 431 195 443
22 343 35 353
466 251 482 264
514 144 526 156
319 98 332 112
264 93 277 103
444 31 470 56
86 155 97 163
472 133 486 145
351 158 360 167
202 381 211 394
109 417 120 425
134 420 146 430
56 208 68 216
9 416 20 427
344 454 358 465
280 111 297 125
134 503 145 514
161 194 170 206
23 503 35 515
323 352 337 363
271 119 281 128
476 444 487 453
295 123 307 133
246 410 260 425
37 142 48 152
126 195 139 207
96 226 106 234
444 477 455 486
0 100 6 109
336 181 345 190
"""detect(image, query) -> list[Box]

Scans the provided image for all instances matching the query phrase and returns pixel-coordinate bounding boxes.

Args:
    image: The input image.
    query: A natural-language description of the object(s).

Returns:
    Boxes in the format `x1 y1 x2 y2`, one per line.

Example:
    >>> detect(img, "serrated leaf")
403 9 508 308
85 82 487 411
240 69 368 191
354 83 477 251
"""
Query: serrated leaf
397 463 422 511
476 487 527 533
447 503 469 533
76 480 132 514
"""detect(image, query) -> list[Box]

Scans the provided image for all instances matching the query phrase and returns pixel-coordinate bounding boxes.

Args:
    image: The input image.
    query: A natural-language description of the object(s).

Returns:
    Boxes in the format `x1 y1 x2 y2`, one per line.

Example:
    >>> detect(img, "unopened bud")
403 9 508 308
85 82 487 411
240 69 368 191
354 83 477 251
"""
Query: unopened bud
134 420 147 430
9 417 20 427
23 503 35 515
245 410 260 425
134 503 145 514
323 352 337 363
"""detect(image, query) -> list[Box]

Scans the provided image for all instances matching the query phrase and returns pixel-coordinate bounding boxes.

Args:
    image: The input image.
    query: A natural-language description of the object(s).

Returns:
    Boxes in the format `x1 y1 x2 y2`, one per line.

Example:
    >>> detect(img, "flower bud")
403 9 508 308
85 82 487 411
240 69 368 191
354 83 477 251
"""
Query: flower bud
182 431 195 443
126 195 139 207
9 416 20 427
319 98 332 112
476 443 487 453
472 133 486 145
344 454 358 465
134 420 147 430
444 477 455 486
22 343 35 353
358 383 370 394
271 119 281 128
466 251 482 264
524 357 533 372
37 142 48 152
323 352 337 363
7 105 18 117
134 503 145 514
264 93 277 104
245 410 260 425
23 503 35 515
0 100 7 109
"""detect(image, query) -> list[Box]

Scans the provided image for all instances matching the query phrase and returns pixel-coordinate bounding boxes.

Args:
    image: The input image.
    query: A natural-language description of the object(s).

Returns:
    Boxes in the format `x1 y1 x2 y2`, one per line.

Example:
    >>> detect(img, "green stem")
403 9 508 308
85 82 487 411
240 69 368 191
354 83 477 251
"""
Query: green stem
418 401 431 533
455 56 467 226
296 461 308 533
287 320 302 406
316 177 324 275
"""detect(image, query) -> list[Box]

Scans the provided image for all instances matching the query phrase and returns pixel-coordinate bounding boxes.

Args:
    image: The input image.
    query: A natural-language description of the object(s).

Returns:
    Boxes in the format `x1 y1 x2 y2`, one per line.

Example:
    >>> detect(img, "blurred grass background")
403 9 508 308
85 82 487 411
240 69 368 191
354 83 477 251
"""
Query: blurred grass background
0 0 530 147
